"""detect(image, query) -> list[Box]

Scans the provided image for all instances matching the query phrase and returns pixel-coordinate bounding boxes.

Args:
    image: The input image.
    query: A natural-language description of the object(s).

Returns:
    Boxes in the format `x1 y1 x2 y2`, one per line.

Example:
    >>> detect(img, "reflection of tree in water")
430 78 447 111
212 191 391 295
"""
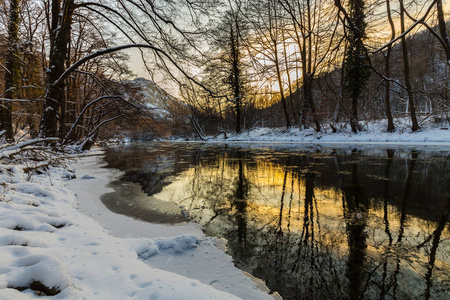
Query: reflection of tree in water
182 149 449 300
248 160 349 299
358 150 450 299
341 149 368 299
104 143 450 300
229 151 250 260
390 151 418 299
104 143 206 196
288 170 346 299
383 149 394 246
421 195 450 300
397 151 418 244
380 149 394 298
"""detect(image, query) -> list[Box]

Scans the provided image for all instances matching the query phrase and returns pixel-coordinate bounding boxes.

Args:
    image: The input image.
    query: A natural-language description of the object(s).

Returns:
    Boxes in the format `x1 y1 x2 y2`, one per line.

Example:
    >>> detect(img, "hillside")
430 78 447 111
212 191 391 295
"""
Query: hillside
124 78 174 118
260 25 450 131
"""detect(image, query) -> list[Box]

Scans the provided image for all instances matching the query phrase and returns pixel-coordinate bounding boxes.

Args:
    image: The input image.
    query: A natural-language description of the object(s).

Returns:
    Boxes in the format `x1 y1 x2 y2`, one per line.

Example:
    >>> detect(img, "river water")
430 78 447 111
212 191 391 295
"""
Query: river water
101 142 450 300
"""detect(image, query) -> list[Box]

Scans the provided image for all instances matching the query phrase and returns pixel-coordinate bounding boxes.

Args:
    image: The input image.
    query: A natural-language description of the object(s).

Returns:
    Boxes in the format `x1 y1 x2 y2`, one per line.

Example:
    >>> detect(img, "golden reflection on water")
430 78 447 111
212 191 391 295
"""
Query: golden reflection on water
159 155 449 237
154 153 450 299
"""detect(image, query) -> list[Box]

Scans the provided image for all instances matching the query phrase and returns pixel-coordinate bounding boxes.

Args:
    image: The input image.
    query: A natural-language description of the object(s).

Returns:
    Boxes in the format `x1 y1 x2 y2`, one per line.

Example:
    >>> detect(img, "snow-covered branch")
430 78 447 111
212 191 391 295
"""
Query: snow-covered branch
0 98 33 102
0 138 59 159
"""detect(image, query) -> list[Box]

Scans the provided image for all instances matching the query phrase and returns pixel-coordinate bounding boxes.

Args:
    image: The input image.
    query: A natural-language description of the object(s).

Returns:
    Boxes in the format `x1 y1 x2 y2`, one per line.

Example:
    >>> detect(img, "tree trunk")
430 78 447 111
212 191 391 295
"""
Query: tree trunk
230 21 242 134
331 53 346 132
384 55 395 132
384 0 395 132
350 96 359 133
274 46 291 129
40 0 74 138
436 0 450 64
399 0 419 131
235 96 241 134
305 0 320 132
1 0 21 142
282 30 298 125
301 40 308 129
304 75 321 132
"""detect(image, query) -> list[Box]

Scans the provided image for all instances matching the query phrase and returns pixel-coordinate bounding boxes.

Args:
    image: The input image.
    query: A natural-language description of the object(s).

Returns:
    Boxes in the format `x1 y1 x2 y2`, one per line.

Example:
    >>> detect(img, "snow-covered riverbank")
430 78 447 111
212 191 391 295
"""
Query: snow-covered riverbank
208 120 450 145
0 150 274 299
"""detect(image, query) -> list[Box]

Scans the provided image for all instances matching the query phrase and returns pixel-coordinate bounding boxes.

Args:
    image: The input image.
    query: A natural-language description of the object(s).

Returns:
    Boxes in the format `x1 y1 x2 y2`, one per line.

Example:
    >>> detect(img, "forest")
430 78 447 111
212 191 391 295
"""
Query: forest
0 0 449 147
0 1 449 298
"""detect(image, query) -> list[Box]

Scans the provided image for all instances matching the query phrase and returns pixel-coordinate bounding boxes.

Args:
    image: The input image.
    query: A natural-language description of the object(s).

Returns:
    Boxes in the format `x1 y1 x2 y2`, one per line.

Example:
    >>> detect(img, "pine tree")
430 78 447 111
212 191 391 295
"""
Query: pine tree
344 0 370 133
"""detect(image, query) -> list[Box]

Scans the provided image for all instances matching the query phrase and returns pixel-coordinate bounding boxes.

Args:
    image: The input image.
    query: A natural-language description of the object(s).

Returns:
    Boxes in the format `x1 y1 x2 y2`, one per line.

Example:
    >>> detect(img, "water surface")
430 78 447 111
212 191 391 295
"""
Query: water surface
102 142 450 300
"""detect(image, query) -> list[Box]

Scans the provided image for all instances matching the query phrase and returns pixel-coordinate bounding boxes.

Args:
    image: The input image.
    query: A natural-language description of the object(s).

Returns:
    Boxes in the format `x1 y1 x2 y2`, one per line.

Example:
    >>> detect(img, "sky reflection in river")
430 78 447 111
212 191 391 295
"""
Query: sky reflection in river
103 142 450 300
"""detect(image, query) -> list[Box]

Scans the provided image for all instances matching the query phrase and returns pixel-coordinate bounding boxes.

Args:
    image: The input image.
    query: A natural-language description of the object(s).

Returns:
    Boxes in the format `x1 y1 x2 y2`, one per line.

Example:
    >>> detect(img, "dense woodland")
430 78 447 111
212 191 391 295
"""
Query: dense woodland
0 0 449 146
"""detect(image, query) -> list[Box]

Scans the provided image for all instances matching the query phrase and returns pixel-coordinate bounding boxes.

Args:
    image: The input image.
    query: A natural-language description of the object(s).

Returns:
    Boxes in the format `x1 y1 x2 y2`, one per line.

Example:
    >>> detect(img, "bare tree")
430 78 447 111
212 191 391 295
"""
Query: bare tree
246 0 291 129
279 0 340 132
38 0 217 143
39 0 75 138
399 0 419 131
212 9 247 134
19 0 46 138
435 0 450 64
383 0 395 132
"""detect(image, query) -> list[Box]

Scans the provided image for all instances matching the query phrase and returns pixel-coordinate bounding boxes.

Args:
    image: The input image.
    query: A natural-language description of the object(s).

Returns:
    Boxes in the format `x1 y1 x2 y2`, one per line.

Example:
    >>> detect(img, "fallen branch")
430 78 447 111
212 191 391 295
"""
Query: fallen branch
0 98 33 102
23 160 53 173
0 138 59 158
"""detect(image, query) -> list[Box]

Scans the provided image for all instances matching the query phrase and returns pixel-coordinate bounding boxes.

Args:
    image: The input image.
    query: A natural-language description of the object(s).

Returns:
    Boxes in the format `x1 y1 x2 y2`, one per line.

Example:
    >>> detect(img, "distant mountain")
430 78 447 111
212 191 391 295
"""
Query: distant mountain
122 77 176 120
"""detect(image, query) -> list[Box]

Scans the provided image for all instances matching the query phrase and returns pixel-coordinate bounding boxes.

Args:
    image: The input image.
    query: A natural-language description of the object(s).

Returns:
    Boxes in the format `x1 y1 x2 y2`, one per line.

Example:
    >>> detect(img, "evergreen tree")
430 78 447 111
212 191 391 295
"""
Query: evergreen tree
344 0 370 133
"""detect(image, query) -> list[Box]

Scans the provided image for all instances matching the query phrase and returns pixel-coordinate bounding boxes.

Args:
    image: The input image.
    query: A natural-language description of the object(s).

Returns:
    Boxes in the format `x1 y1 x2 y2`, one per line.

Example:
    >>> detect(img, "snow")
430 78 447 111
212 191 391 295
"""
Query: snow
208 118 450 146
0 149 275 299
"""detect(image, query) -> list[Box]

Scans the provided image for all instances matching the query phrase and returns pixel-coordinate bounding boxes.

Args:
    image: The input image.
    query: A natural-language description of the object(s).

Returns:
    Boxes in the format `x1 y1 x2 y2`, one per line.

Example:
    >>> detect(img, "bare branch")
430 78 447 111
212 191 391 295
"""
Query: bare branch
370 0 436 54
0 98 33 102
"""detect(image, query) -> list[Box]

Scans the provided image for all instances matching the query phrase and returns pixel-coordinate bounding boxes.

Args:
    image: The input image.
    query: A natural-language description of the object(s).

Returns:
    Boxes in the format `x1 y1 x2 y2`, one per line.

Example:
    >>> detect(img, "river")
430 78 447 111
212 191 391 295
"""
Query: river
101 141 450 300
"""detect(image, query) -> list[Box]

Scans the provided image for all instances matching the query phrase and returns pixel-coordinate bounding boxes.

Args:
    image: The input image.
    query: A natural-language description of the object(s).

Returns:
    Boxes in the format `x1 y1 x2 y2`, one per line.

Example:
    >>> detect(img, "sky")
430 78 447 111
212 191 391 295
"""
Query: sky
124 0 450 99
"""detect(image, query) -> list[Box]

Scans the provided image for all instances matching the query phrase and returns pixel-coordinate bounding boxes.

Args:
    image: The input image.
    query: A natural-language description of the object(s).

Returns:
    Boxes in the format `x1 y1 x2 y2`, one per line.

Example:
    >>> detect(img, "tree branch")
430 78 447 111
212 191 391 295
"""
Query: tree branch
370 0 436 54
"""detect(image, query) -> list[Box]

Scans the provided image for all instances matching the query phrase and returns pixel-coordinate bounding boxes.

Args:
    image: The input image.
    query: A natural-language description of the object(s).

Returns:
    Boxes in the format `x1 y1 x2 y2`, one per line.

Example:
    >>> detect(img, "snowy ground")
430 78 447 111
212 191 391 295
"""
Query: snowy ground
208 119 450 145
0 149 275 299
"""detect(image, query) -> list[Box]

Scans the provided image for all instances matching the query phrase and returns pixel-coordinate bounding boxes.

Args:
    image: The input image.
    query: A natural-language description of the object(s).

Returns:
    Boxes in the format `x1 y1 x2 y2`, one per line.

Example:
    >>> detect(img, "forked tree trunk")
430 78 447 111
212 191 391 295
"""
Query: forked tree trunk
304 75 321 132
305 0 320 132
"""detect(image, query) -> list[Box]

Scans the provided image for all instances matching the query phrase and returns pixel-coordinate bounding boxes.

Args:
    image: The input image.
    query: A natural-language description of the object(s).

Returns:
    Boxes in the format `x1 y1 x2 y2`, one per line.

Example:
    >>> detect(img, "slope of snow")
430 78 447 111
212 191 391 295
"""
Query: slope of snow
0 150 274 299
